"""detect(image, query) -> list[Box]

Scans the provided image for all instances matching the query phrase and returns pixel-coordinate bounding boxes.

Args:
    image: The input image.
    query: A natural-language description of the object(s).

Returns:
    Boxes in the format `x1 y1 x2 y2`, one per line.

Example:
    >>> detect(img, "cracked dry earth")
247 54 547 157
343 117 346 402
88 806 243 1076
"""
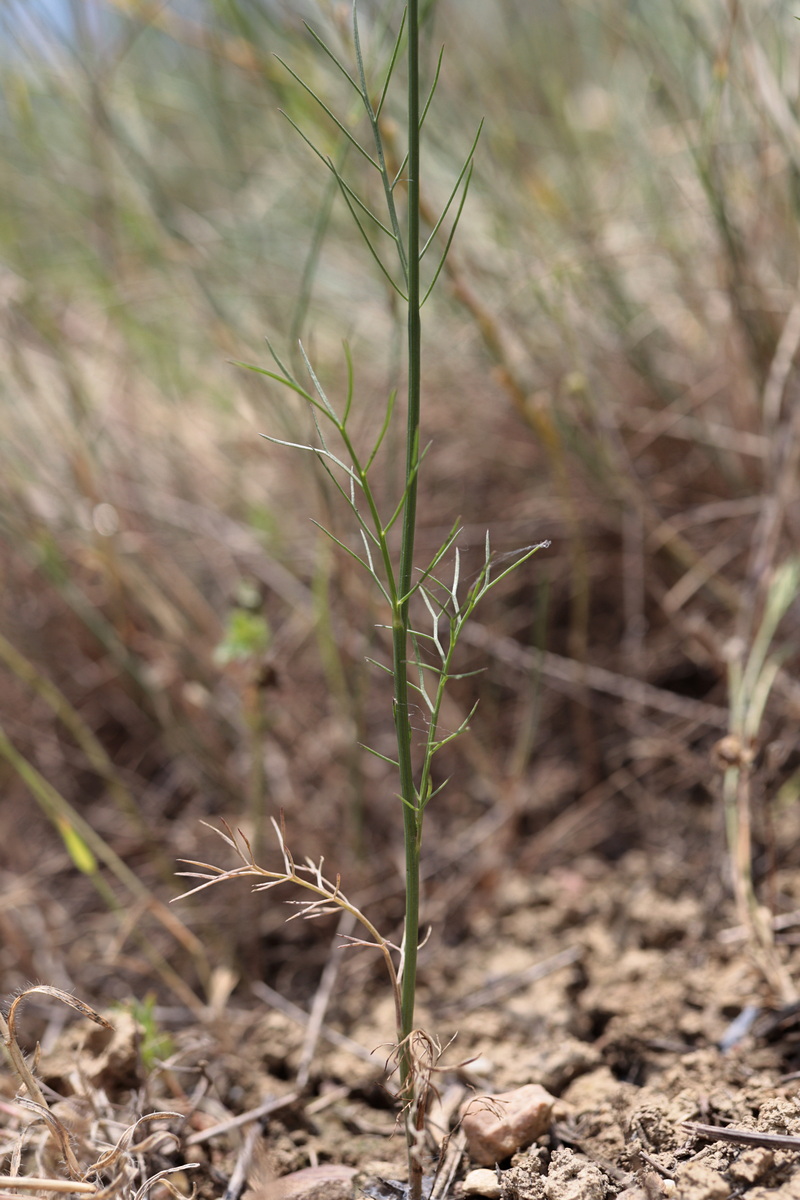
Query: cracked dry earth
8 846 800 1200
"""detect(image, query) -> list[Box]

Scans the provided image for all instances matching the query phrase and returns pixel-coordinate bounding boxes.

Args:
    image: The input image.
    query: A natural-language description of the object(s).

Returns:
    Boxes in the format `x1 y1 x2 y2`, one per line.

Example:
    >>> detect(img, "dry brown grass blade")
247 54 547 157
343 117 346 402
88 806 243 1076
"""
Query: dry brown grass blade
2 987 115 1181
0 1181 97 1194
295 909 356 1089
3 986 110 1113
0 729 210 1009
7 986 113 1040
86 1112 184 1174
16 1099 84 1181
184 1093 300 1147
0 631 144 832
463 622 728 728
133 1163 200 1200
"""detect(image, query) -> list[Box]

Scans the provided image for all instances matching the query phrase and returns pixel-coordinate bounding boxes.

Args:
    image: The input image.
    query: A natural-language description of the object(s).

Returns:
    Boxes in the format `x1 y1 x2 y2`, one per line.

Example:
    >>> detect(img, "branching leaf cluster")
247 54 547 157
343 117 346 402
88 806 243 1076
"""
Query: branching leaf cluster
239 341 549 818
178 818 405 1030
217 7 551 1196
277 2 480 303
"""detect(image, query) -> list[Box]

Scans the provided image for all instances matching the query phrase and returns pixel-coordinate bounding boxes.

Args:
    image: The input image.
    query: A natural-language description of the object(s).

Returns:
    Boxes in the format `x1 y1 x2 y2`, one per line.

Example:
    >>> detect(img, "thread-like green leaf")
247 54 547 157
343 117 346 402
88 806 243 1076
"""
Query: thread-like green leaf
333 169 407 296
276 59 379 169
234 360 317 408
421 121 483 260
360 742 400 767
376 8 408 119
327 162 396 238
364 389 398 474
302 21 363 98
419 45 444 131
299 342 338 417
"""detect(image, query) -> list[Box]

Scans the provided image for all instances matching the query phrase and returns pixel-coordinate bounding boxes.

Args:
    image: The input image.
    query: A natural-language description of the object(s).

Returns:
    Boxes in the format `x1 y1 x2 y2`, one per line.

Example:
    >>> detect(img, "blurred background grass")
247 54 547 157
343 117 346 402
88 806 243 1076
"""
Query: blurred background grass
2 0 800 1011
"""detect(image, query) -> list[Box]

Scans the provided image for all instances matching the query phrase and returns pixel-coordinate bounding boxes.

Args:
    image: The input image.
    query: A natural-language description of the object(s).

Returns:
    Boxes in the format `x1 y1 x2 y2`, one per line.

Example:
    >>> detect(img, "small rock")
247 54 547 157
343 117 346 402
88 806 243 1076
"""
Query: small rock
502 1150 549 1200
463 1167 503 1198
543 1148 610 1200
462 1084 555 1167
673 1161 730 1200
727 1148 773 1185
249 1163 357 1200
526 1038 601 1094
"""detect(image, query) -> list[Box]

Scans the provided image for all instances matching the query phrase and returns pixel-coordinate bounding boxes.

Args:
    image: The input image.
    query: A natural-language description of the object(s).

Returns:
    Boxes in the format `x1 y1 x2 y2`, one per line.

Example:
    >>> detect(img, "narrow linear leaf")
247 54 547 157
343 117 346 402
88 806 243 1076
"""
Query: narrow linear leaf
478 540 552 596
266 337 301 384
423 776 452 804
422 165 476 305
260 434 319 454
421 121 483 260
276 61 380 169
342 342 355 425
302 21 363 98
360 742 400 767
308 522 371 573
408 628 443 647
233 360 316 408
376 8 408 118
360 528 377 575
383 442 432 534
364 388 398 473
261 435 358 486
281 109 349 174
333 170 407 297
451 546 461 604
298 342 337 416
365 657 394 675
419 45 444 131
391 150 410 193
328 163 396 238
311 522 392 604
408 658 447 679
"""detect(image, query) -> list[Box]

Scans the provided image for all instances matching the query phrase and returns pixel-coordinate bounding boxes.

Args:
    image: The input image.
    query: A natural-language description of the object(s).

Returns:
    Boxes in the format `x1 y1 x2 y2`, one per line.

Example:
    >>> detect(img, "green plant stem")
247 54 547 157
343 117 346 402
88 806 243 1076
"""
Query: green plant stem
393 3 423 1190
397 0 421 1084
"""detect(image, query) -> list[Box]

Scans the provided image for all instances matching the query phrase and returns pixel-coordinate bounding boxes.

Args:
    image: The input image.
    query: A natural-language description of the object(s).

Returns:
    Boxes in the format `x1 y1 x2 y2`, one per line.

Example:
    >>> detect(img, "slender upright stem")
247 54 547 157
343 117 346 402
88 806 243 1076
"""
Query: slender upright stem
394 0 423 1189
398 0 421 1033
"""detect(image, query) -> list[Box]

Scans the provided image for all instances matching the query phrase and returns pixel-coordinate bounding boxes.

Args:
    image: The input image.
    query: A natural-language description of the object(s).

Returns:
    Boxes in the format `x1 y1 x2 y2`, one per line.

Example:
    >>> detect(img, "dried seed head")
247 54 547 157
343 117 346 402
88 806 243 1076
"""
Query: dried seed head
712 734 756 771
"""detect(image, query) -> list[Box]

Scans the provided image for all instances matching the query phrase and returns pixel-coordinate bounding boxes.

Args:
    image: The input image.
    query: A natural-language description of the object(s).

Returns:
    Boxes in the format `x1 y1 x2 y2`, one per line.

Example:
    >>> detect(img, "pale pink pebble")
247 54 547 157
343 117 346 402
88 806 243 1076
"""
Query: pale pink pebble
461 1084 555 1167
246 1163 358 1200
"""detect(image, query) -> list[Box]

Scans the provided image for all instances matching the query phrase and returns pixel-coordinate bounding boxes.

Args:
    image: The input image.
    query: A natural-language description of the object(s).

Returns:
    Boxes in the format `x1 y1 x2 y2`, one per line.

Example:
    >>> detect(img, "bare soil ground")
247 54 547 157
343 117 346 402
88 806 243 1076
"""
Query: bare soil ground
5 817 800 1200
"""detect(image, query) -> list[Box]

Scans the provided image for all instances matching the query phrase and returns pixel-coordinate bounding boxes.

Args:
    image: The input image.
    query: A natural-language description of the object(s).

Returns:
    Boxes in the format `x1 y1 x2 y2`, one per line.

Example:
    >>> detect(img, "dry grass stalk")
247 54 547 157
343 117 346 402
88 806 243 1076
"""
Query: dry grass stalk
1 986 198 1198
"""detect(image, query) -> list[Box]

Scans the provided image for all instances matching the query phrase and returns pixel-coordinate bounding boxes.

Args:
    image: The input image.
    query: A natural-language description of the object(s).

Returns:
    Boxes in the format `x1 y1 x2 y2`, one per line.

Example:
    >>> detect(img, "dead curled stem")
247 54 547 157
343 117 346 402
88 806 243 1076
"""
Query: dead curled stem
1 987 196 1196
175 818 404 1033
2 985 113 1114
